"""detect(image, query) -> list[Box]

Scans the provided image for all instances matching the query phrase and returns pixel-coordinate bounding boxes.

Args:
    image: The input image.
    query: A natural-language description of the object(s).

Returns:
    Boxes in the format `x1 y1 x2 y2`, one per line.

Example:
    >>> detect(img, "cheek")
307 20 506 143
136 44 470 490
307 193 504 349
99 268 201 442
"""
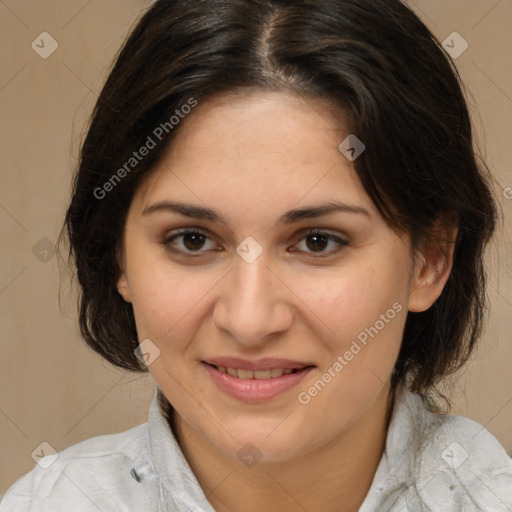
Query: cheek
124 247 215 342
296 263 390 335
131 276 209 338
298 261 407 371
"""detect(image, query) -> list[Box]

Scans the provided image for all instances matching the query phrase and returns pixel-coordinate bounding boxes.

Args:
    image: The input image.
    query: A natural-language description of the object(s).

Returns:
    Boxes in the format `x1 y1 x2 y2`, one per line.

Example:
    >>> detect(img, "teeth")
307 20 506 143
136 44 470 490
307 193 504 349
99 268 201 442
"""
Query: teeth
214 366 298 379
254 369 271 379
237 369 254 379
226 367 238 377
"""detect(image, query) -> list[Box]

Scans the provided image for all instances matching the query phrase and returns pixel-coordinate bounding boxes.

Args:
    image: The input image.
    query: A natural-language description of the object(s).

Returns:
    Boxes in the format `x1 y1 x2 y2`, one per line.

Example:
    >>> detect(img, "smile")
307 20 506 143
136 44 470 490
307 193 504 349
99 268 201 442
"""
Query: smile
202 362 315 403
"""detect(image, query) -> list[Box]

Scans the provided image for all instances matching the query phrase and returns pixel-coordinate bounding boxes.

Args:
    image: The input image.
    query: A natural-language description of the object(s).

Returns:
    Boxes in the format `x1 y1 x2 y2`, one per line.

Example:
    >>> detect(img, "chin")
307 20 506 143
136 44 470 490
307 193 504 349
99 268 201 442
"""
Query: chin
210 422 311 466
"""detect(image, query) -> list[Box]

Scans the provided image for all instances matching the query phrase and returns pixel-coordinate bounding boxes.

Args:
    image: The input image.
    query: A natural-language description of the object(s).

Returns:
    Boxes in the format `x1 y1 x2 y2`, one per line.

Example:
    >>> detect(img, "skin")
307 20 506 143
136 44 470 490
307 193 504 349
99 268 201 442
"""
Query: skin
117 91 457 512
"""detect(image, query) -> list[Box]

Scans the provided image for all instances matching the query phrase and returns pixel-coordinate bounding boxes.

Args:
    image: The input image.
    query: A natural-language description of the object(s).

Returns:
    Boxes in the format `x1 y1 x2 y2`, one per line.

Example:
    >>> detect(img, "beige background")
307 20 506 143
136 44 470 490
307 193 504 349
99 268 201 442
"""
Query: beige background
1 0 511 497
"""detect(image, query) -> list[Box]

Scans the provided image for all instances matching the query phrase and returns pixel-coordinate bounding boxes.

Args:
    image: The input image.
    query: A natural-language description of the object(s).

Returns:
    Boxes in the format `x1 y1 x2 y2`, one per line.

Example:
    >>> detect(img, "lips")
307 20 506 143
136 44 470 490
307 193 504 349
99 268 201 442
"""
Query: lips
201 357 316 403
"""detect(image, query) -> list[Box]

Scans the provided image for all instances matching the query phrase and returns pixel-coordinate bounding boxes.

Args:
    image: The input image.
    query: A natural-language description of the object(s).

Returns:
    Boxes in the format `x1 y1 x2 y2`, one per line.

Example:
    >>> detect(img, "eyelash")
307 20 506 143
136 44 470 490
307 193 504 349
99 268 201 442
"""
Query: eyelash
161 228 348 257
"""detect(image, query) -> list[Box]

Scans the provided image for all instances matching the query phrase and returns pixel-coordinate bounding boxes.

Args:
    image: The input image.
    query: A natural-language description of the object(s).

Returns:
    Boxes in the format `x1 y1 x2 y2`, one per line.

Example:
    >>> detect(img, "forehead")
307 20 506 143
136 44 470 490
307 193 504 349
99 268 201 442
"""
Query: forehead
133 91 377 222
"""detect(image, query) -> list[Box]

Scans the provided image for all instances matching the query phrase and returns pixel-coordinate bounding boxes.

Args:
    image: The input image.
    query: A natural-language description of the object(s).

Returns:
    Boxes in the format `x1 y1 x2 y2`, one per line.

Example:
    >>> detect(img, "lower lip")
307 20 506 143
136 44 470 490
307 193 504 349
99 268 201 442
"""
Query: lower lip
202 362 314 403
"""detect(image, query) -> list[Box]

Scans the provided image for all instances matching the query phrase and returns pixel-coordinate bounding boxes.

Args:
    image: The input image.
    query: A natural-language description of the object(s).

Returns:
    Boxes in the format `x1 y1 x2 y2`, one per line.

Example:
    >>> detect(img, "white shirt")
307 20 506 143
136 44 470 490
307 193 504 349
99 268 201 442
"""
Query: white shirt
2 385 511 511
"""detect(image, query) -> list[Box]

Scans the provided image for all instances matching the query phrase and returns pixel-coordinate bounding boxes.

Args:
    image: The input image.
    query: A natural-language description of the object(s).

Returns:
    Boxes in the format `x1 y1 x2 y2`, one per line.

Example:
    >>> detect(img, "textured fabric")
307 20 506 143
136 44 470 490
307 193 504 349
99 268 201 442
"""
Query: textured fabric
2 385 511 511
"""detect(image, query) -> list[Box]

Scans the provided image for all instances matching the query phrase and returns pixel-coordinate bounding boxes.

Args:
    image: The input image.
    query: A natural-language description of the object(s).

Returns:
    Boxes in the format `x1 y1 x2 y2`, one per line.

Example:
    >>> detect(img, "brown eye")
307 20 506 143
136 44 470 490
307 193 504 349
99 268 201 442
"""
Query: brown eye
161 228 347 257
305 232 330 252
162 229 217 253
181 232 207 251
293 229 348 256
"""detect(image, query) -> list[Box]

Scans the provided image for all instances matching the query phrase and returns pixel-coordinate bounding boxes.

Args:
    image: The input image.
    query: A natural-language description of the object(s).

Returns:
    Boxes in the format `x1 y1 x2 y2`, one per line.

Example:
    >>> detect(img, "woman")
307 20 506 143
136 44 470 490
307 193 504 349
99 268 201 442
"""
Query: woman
2 0 511 510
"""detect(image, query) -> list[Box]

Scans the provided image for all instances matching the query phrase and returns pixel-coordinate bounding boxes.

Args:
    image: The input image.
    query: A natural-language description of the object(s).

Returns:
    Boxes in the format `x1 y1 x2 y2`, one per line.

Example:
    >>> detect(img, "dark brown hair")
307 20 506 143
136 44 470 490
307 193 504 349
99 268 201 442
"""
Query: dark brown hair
61 0 498 399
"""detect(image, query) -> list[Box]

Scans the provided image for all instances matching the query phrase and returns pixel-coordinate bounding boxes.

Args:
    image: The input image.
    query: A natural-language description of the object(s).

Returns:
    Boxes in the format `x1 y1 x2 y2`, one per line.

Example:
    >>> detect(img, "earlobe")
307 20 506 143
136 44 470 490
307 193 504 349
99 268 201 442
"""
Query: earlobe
116 273 132 303
408 221 458 313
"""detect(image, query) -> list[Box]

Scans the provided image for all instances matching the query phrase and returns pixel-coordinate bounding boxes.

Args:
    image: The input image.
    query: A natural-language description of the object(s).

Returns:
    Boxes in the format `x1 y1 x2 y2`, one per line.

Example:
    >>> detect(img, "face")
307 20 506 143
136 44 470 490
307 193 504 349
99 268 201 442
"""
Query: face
117 91 435 464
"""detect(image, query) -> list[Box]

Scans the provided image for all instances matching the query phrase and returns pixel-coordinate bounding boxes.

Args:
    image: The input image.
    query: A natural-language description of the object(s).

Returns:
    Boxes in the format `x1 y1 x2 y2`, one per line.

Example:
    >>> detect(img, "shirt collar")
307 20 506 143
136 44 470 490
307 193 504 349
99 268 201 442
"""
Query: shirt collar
359 384 429 509
147 388 216 511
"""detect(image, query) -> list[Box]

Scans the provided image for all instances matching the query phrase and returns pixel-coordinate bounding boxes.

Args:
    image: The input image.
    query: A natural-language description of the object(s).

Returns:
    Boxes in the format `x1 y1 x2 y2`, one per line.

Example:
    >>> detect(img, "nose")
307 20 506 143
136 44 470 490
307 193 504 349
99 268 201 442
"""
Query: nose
212 252 294 348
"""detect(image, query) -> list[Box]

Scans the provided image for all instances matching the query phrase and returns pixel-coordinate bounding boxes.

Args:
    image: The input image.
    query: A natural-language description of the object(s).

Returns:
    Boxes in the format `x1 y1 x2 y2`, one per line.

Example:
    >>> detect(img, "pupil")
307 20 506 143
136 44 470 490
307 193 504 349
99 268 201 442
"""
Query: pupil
184 233 205 251
307 234 327 252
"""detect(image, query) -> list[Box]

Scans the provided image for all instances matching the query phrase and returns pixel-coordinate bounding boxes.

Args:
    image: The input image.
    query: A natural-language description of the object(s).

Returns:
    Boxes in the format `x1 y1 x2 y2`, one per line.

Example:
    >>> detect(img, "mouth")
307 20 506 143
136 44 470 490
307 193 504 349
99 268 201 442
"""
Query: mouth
201 360 316 403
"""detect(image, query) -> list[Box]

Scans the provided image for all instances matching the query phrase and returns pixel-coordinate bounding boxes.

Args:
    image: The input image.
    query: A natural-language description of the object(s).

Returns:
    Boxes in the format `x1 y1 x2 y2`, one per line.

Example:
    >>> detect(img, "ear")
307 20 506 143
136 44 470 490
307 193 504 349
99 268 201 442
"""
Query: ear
408 214 459 313
117 272 132 303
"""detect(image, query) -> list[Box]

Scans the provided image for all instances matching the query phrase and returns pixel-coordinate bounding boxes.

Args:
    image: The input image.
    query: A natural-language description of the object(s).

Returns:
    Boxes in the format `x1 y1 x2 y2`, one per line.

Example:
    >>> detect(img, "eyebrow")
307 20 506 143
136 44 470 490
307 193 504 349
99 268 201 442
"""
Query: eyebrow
142 200 370 225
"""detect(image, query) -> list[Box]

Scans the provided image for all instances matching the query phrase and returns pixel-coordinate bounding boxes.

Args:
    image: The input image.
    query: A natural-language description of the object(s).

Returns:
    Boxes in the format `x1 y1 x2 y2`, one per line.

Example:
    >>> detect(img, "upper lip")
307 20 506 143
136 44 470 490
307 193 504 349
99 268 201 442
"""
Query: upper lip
203 357 315 371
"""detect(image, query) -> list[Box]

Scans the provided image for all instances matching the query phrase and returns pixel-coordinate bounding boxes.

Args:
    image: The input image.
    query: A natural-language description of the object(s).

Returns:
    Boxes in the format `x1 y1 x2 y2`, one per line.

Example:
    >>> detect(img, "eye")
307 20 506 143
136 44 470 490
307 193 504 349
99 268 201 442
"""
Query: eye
292 229 348 256
161 228 348 256
162 229 218 254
